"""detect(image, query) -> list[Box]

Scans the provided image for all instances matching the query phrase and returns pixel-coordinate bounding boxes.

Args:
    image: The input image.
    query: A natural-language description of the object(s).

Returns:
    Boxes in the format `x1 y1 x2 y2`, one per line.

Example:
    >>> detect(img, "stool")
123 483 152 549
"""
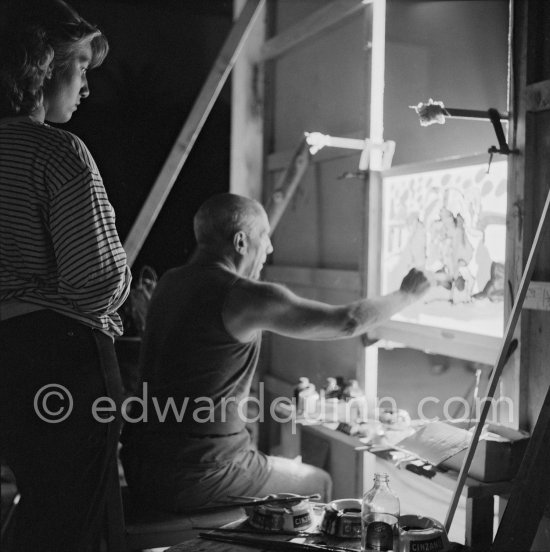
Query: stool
104 464 246 551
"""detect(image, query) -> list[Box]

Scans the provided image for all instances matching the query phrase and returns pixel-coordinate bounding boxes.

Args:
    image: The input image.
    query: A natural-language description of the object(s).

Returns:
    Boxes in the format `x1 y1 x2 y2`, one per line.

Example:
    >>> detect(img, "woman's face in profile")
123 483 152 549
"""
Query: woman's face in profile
43 42 92 123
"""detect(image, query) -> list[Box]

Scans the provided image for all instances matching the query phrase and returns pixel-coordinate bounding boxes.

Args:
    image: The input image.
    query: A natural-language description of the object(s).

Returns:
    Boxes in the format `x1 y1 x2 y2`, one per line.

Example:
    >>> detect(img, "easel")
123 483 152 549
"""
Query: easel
444 185 550 550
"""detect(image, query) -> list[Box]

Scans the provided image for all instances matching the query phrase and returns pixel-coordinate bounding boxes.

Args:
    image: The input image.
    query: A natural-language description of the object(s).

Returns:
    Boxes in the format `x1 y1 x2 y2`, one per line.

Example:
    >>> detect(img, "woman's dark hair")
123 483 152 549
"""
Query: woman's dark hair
0 0 109 117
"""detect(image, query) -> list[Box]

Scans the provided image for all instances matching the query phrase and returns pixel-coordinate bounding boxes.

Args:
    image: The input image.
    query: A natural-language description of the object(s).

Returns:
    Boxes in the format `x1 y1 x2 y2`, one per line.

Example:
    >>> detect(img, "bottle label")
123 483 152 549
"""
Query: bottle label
365 520 394 551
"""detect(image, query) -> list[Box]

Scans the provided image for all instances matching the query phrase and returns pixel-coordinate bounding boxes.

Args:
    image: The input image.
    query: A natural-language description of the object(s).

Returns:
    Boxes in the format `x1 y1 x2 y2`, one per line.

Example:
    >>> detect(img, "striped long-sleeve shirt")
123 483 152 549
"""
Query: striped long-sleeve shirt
0 117 131 336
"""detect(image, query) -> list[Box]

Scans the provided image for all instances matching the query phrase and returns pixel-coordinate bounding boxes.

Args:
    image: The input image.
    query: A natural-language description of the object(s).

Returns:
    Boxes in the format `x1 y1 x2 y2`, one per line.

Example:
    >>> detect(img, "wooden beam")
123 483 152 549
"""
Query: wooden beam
124 0 265 266
230 0 266 201
371 320 501 366
382 153 502 178
502 0 529 430
259 0 365 61
359 0 385 421
264 138 311 235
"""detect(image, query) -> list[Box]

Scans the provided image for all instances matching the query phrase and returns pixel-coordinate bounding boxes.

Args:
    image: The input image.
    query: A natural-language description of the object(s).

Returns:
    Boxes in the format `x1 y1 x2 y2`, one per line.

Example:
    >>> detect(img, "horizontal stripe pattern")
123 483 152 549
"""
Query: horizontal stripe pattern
0 118 131 335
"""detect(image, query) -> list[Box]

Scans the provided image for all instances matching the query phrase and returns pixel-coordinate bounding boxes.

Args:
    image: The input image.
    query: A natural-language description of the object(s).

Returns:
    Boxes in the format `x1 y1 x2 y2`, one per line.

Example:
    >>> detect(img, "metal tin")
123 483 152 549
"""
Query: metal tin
320 499 362 539
248 494 313 532
398 515 451 552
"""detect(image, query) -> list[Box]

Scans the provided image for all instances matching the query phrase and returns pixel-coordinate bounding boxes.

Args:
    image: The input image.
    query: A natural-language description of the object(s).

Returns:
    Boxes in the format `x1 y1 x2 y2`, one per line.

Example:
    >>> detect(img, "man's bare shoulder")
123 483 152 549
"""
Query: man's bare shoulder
230 277 291 305
224 278 292 341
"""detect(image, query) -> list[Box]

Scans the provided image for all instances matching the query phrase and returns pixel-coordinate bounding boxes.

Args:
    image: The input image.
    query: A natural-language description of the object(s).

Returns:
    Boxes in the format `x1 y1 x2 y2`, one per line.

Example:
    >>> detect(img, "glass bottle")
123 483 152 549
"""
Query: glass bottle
293 377 319 416
361 473 400 552
293 377 311 414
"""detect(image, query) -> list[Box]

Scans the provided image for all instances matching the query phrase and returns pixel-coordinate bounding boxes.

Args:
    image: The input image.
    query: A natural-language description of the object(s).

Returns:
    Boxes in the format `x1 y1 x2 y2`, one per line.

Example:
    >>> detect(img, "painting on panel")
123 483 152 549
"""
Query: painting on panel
381 158 507 339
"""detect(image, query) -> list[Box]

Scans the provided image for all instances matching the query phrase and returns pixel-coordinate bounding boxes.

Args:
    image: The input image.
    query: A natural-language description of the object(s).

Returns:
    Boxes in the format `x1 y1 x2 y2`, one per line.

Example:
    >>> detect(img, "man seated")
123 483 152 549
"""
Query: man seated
120 193 429 512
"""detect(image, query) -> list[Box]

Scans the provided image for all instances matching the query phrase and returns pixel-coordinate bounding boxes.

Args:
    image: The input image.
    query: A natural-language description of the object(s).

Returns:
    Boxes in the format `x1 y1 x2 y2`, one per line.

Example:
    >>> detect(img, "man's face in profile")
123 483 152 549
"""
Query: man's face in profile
243 210 273 280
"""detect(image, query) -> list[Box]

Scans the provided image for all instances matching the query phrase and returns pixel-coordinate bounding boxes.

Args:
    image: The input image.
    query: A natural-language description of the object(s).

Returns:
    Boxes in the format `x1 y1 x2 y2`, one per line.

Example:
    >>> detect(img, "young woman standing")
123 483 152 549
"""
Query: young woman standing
0 1 131 549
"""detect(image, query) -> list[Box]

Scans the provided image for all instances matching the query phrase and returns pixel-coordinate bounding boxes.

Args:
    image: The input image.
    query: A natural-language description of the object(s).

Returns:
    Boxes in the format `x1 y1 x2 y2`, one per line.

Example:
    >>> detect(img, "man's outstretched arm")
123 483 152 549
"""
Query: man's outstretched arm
224 268 430 342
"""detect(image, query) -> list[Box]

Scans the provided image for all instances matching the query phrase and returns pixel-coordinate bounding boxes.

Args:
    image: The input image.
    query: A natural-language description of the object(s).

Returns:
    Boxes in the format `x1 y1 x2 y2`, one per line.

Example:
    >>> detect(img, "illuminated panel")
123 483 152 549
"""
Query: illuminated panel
376 157 507 360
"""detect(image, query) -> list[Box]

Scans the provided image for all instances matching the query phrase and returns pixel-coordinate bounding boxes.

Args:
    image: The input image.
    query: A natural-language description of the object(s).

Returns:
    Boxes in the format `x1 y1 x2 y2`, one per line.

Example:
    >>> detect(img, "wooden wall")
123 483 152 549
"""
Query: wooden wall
516 0 550 429
509 1 550 548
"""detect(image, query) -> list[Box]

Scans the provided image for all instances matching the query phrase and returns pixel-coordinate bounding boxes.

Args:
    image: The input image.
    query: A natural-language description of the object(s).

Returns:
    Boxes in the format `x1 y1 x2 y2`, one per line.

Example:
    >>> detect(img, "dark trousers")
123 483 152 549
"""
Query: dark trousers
0 310 123 552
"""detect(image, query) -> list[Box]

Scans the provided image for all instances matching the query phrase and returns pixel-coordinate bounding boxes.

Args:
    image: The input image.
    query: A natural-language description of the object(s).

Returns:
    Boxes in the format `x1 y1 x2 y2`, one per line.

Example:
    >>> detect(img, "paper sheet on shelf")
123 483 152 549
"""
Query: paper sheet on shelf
394 421 472 465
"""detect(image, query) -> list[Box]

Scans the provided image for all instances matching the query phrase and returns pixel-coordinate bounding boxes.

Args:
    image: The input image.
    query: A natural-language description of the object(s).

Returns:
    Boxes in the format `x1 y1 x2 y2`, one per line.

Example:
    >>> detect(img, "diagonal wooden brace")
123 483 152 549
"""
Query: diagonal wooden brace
265 138 312 235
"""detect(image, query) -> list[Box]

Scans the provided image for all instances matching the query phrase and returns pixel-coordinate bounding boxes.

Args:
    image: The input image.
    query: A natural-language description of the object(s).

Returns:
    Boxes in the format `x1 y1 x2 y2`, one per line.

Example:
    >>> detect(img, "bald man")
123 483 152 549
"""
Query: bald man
120 193 429 512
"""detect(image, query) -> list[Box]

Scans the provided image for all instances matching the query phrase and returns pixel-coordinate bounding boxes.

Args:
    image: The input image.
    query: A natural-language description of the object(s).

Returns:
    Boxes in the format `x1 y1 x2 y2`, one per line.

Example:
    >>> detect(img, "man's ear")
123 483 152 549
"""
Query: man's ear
233 231 248 254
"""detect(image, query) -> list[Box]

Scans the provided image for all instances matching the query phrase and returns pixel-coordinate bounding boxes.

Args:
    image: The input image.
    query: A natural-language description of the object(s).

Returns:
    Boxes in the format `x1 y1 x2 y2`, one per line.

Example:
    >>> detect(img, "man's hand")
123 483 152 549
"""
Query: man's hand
399 268 430 299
